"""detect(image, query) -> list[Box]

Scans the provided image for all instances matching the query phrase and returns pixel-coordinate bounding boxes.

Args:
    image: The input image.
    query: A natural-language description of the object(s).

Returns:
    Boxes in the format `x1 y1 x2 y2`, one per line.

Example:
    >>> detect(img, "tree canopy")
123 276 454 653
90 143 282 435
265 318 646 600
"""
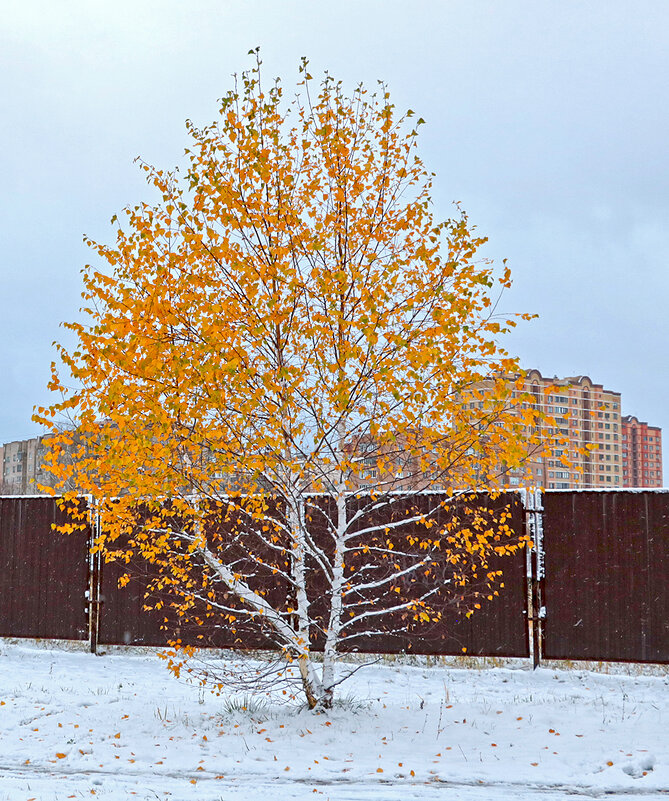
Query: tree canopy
36 55 549 709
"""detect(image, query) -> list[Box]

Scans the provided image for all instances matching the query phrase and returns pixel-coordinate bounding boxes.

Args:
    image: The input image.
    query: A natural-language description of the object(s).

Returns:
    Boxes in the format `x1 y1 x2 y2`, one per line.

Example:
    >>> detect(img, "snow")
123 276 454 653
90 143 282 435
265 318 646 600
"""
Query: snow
0 642 667 800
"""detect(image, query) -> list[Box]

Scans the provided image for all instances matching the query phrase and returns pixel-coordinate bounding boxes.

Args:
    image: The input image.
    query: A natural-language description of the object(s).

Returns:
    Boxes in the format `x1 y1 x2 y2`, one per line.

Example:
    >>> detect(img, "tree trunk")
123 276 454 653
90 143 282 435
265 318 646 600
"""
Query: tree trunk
297 653 324 709
288 494 325 709
320 485 347 707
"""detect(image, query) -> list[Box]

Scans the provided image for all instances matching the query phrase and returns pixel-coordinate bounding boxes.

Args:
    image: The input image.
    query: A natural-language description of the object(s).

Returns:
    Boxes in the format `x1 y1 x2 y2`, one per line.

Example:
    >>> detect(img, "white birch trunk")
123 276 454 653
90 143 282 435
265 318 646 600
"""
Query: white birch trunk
287 491 324 708
318 483 347 708
319 420 350 709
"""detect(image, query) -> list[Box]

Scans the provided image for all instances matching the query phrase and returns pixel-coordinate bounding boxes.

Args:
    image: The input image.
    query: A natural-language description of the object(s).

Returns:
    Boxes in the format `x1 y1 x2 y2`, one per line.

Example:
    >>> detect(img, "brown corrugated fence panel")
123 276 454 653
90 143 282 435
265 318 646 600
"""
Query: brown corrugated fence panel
335 492 530 658
98 555 252 648
98 557 176 647
645 493 669 661
542 491 669 663
0 497 90 640
4 489 669 663
98 557 192 647
96 501 288 649
97 492 529 657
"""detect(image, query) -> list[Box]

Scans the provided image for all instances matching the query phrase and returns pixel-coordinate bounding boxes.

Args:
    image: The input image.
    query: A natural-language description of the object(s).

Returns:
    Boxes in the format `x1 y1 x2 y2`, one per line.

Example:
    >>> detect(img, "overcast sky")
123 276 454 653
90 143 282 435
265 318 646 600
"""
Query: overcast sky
2 0 668 472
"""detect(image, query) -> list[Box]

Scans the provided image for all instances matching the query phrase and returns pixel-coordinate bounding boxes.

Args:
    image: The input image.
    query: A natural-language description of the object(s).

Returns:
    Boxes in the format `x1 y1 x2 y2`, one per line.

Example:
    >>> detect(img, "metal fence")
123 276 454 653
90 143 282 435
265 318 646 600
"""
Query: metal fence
92 492 529 658
0 490 667 665
0 496 90 641
540 490 669 663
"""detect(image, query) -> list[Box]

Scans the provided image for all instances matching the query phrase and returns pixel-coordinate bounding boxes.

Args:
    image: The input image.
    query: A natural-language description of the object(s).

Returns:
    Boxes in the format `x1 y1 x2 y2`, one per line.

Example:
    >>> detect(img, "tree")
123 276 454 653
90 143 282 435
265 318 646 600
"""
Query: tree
36 55 548 710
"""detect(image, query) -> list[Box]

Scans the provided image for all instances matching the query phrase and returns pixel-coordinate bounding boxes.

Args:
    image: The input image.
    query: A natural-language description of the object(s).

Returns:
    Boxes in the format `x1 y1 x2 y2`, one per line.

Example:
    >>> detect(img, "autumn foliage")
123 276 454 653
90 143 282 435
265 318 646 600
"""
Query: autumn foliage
36 56 551 708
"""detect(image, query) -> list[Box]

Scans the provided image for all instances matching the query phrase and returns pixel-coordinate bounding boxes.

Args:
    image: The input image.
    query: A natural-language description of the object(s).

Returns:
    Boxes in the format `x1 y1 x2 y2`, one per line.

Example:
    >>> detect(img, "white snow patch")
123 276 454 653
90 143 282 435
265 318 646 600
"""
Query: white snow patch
0 642 666 800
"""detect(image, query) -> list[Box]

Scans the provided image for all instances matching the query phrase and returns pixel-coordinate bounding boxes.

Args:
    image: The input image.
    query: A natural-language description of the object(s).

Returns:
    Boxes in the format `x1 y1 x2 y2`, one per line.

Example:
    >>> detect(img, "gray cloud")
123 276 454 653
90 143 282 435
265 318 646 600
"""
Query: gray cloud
2 0 667 474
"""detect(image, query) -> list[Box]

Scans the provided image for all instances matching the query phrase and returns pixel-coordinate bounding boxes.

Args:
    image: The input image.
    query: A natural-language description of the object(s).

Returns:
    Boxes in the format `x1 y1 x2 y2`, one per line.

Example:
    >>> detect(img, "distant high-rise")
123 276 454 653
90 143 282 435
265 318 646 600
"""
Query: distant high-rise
1 434 76 495
1 437 46 494
621 416 663 488
512 370 623 489
1 375 663 495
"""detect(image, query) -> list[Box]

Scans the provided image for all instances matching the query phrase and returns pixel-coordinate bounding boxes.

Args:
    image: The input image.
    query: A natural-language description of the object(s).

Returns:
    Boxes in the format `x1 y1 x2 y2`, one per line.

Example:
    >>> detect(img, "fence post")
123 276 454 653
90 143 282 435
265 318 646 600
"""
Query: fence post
86 500 102 654
522 488 545 669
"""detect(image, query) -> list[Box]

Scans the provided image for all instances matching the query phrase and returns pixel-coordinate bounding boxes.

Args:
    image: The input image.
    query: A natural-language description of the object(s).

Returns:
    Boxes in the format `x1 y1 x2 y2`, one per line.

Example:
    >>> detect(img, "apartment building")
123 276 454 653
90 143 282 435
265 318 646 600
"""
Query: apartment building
1 437 45 494
345 370 663 493
621 416 663 488
514 370 623 490
0 434 75 495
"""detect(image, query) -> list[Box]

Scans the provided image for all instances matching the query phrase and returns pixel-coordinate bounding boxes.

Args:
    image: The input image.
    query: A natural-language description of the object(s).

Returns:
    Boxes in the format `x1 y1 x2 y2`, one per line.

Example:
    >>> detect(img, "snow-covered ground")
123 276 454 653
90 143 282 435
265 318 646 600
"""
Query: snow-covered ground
0 642 666 800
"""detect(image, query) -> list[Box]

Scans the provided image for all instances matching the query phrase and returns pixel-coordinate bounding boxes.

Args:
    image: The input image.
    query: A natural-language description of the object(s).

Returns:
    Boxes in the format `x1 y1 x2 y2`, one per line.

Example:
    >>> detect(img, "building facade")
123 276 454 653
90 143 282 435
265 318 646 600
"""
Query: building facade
515 370 624 490
621 416 663 488
1 437 44 494
1 434 72 495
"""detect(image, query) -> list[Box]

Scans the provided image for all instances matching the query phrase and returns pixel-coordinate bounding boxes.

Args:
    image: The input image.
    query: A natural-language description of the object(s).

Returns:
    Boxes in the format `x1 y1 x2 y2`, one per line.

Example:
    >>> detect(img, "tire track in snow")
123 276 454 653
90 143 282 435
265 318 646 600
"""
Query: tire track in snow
0 762 667 800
